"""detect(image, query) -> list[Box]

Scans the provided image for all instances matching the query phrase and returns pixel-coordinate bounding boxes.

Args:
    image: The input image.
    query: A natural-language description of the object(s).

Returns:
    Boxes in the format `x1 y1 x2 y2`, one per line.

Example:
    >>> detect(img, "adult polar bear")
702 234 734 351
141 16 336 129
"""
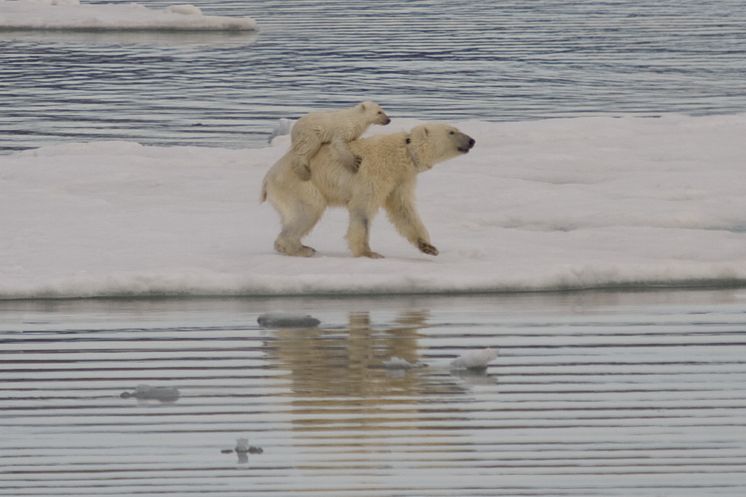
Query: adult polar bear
262 123 475 258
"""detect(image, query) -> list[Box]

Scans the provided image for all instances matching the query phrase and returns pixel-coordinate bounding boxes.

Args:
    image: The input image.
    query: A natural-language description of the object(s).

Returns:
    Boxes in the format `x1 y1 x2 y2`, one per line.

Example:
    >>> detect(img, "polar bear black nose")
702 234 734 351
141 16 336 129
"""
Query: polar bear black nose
468 138 475 148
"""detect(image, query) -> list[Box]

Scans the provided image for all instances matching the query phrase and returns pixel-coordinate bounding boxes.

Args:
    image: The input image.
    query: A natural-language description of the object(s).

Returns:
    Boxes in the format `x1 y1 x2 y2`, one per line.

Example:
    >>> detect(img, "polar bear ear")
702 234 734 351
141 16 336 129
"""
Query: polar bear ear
358 102 367 112
408 125 428 146
423 126 429 136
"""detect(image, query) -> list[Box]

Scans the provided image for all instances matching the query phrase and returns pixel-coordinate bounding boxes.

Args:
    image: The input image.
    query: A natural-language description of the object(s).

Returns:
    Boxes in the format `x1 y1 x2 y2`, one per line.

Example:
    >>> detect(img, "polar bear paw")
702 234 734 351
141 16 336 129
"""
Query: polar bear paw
417 239 439 256
297 245 317 257
274 240 317 257
360 250 384 259
340 154 363 173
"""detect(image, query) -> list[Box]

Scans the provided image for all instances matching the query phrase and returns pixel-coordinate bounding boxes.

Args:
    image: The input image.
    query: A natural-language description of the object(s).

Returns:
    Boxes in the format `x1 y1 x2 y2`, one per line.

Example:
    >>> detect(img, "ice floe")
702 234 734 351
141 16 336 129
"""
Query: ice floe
0 0 257 31
2 115 746 299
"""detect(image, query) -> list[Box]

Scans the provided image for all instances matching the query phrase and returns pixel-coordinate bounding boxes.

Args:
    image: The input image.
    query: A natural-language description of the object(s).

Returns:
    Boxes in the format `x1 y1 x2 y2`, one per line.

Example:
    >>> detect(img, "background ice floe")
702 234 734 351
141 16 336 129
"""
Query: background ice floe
1 114 745 299
0 0 257 31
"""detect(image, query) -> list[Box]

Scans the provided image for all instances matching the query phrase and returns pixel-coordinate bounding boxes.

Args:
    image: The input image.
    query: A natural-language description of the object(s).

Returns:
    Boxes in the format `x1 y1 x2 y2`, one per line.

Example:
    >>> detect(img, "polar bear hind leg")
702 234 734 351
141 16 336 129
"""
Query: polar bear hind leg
270 193 325 257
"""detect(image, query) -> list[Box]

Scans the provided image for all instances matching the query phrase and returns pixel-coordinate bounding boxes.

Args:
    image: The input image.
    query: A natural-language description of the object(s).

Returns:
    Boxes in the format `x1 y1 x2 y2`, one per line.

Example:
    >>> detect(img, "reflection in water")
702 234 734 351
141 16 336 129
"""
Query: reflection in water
3 292 746 496
267 310 473 448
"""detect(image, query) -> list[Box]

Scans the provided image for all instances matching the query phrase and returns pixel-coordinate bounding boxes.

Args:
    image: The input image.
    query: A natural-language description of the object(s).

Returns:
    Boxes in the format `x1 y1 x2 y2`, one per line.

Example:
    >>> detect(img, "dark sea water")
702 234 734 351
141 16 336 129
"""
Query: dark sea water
1 0 746 151
3 290 746 496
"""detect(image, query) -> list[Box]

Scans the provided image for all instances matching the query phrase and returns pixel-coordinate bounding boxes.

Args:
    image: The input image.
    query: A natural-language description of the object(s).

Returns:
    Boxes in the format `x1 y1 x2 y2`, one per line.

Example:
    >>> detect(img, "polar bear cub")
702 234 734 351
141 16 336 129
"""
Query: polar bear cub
262 123 476 258
290 101 391 181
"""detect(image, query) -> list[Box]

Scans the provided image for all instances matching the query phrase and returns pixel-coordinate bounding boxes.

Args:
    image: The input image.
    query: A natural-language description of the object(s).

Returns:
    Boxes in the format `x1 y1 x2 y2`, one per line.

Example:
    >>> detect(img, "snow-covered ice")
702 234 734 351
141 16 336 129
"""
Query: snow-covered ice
2 114 746 299
0 0 257 31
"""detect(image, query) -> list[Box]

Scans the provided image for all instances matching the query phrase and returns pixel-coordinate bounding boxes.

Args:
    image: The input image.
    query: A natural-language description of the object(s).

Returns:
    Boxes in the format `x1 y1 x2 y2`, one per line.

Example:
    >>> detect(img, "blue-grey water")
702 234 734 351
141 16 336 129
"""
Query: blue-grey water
3 290 746 496
1 0 746 151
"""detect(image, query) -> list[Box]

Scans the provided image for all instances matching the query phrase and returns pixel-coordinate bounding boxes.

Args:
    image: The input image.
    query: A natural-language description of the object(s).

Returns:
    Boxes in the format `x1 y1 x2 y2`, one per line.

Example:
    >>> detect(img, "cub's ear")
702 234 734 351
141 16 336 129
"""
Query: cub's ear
358 102 367 112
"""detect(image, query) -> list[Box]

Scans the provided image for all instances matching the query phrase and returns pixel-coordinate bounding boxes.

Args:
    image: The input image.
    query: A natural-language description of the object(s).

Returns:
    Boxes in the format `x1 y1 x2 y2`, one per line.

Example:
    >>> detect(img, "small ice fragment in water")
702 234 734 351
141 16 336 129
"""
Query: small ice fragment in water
257 312 320 329
235 438 263 454
450 348 497 370
383 356 427 369
235 438 250 452
268 118 294 143
120 384 180 402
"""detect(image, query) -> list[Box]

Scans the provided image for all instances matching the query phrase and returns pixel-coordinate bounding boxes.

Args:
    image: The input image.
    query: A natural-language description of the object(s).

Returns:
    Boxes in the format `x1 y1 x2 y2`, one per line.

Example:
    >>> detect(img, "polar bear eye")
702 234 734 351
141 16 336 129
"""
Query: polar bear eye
449 131 455 135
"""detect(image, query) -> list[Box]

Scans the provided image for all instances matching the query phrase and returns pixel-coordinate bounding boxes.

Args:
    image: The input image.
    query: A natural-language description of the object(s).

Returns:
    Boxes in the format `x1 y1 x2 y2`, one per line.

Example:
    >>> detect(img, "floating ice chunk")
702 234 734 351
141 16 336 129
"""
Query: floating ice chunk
234 438 263 454
30 0 80 5
257 312 320 329
0 0 258 31
268 118 294 144
235 438 250 452
120 384 180 402
382 356 427 369
449 348 497 370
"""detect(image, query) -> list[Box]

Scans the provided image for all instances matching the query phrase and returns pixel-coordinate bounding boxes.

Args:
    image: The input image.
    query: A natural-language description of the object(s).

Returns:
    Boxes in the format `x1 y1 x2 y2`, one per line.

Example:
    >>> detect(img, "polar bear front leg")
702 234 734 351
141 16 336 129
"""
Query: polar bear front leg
331 136 363 173
385 184 438 256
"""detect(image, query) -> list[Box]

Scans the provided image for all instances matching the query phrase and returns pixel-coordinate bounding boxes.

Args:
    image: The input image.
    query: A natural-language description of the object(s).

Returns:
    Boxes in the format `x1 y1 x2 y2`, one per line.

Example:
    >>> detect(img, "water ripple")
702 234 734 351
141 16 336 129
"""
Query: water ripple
2 293 746 495
1 0 745 151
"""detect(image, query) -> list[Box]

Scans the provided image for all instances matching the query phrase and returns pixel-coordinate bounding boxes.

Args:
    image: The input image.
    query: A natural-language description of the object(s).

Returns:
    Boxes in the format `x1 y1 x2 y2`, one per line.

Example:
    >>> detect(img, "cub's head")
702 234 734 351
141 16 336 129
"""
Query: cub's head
406 123 475 170
357 100 391 125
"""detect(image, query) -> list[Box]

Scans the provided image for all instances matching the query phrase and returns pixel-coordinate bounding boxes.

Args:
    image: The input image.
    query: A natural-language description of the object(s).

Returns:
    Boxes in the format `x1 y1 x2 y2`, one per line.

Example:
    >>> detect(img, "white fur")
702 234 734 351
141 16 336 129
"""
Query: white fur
450 348 498 370
262 123 475 258
290 100 390 180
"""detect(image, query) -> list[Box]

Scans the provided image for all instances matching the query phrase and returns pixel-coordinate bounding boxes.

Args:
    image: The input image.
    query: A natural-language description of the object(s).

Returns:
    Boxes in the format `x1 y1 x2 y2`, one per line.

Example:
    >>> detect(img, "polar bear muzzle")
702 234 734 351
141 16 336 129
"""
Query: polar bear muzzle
453 131 476 153
376 111 391 125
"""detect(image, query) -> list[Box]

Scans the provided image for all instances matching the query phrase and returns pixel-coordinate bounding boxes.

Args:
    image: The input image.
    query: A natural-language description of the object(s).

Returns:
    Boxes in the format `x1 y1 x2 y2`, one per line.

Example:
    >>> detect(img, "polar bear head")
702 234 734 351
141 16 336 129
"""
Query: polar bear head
356 100 391 126
406 123 475 171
